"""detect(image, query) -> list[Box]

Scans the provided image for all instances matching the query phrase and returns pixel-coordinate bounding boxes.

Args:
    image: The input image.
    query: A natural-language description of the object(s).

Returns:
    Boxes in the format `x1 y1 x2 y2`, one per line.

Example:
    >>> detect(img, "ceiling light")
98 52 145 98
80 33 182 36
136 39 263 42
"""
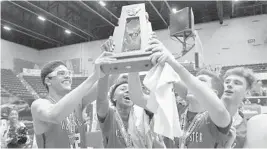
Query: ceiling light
172 8 178 13
99 1 106 7
65 29 71 34
38 16 46 21
3 26 11 31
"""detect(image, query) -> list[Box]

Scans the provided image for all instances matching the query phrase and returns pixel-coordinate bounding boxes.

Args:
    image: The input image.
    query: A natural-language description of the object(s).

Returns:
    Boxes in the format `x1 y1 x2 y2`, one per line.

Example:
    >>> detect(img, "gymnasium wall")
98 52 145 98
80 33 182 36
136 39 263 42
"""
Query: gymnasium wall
38 14 267 74
38 40 105 74
196 14 267 66
1 40 40 72
2 14 267 74
156 14 267 66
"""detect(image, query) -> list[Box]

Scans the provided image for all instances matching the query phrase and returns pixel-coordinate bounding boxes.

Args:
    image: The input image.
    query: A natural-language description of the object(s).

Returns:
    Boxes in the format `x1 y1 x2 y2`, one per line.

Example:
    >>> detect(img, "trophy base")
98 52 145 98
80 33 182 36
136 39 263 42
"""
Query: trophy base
101 51 153 74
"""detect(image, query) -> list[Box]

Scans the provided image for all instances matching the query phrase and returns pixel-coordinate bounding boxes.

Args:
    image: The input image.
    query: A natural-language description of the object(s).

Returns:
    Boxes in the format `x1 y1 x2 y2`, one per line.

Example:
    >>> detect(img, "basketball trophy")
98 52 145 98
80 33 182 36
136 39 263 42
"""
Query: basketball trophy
101 3 153 74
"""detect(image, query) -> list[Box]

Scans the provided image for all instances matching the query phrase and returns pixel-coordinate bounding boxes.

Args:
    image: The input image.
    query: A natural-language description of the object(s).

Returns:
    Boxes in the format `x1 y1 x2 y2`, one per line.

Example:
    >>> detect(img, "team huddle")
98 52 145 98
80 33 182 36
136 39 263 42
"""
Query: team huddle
30 33 266 148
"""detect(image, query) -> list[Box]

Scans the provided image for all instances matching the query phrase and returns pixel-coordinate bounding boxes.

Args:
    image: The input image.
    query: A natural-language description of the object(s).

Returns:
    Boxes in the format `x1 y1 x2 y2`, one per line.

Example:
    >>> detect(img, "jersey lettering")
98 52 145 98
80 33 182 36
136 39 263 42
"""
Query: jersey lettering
188 132 203 143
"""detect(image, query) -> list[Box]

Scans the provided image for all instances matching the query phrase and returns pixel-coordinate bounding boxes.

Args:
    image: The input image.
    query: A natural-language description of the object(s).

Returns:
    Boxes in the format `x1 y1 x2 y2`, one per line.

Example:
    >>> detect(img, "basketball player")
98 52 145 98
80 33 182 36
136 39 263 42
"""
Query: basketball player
221 67 256 148
96 73 166 148
31 52 114 148
146 37 232 148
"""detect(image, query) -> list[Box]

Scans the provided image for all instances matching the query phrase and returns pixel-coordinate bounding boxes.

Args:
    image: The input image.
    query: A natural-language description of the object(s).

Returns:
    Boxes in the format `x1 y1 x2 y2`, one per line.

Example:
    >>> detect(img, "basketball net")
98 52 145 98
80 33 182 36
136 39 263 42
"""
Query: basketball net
171 31 196 60
172 30 205 70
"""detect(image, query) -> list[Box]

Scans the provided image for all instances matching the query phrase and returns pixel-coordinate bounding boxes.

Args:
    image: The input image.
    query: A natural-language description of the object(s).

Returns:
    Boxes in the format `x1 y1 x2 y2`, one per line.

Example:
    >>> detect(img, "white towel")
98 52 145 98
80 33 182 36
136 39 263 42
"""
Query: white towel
143 63 182 140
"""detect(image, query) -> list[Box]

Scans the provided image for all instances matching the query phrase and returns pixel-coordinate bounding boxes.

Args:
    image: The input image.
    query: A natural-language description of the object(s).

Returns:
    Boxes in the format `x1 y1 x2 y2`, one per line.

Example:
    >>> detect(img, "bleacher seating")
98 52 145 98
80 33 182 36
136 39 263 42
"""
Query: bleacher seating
23 76 47 94
1 88 11 97
1 69 35 102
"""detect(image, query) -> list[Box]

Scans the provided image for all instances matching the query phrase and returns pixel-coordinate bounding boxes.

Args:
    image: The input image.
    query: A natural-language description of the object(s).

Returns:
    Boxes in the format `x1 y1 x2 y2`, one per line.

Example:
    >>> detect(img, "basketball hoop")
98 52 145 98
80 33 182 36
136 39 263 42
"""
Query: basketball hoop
171 32 196 59
169 7 196 60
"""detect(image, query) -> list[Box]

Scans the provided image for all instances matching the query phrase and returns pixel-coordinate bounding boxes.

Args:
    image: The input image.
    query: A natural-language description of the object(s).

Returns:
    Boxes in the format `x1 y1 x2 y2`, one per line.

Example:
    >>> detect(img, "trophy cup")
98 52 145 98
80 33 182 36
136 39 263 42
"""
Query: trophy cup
101 3 153 74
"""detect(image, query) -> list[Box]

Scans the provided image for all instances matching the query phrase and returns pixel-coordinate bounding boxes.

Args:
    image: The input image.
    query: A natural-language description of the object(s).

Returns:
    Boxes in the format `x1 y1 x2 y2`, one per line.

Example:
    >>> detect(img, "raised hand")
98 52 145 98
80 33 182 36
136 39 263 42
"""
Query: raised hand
93 52 116 78
145 33 175 65
101 36 115 52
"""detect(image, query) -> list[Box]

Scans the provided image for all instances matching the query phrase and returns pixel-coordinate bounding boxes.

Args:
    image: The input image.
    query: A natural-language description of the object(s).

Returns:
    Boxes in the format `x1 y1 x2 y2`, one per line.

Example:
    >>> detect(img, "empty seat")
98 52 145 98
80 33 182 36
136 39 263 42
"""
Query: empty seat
1 69 35 103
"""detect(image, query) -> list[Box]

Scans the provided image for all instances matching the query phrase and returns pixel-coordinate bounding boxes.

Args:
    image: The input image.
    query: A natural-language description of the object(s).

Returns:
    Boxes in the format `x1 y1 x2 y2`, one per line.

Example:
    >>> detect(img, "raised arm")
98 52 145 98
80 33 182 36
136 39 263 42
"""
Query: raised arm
96 75 110 118
82 82 98 109
31 73 98 124
31 52 114 124
128 72 152 111
146 38 231 128
168 53 230 127
82 71 121 110
82 38 117 109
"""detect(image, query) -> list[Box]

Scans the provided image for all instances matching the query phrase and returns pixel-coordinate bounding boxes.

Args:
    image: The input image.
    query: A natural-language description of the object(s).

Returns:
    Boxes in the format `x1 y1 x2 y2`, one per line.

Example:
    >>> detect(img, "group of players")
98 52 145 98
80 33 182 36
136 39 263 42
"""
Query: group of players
30 33 267 148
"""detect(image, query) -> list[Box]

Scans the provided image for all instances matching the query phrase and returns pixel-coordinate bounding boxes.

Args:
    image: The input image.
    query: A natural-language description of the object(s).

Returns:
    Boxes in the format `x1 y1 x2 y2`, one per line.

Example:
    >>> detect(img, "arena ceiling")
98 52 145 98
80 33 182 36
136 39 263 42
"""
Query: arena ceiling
1 1 266 50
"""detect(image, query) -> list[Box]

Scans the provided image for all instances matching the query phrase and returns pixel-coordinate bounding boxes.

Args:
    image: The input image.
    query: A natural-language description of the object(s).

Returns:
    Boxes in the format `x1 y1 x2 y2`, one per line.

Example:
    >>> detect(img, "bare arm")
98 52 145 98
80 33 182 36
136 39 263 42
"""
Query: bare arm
146 37 230 127
168 59 231 127
82 82 98 110
82 74 120 110
96 75 110 118
128 72 152 112
31 73 98 124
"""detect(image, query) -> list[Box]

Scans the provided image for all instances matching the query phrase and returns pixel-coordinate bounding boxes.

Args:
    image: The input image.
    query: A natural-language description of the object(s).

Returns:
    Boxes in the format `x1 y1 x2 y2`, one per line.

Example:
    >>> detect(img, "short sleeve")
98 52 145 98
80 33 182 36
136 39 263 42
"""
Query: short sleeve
207 116 232 147
97 108 114 137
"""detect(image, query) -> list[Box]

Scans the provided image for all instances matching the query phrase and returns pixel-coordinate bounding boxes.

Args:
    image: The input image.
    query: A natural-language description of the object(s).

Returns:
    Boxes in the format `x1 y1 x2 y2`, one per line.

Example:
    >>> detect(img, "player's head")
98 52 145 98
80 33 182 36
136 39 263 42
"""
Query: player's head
41 61 72 94
8 109 19 122
197 69 224 97
109 75 133 108
222 67 256 106
186 69 224 106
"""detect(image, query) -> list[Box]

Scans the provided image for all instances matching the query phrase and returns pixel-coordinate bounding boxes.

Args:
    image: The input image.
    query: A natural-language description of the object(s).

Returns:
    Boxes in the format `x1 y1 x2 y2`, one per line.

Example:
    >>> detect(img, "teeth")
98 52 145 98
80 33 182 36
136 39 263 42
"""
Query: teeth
62 80 70 84
124 96 130 100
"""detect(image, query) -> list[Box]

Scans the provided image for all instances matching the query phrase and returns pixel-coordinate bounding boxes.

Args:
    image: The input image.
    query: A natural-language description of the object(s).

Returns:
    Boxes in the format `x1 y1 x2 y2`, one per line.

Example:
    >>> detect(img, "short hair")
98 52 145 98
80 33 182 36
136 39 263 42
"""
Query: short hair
223 67 256 90
196 69 224 98
117 74 128 82
109 80 128 106
41 61 66 91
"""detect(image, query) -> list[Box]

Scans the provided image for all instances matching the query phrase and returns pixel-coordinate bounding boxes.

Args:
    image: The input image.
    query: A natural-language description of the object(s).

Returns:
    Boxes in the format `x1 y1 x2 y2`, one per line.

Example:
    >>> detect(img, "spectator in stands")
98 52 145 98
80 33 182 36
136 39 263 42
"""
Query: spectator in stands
250 80 267 96
221 67 256 148
146 37 232 148
30 52 115 148
2 109 30 148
